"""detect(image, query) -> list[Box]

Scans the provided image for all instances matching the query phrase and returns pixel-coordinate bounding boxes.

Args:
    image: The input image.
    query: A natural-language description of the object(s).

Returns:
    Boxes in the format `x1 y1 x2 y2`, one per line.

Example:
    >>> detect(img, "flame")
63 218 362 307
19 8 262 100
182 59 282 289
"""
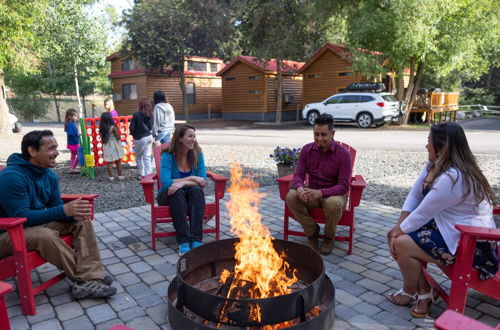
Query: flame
219 163 297 324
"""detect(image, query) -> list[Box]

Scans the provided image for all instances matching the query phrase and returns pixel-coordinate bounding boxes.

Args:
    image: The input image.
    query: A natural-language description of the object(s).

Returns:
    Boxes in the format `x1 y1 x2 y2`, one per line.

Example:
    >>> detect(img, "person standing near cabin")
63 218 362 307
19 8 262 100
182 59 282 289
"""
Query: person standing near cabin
130 98 154 179
152 90 175 144
104 98 118 118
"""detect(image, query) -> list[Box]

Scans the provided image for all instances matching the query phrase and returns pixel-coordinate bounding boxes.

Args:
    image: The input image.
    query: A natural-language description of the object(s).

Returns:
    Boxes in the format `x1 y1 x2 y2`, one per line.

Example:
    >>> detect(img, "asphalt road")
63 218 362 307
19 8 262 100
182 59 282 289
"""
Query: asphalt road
18 117 500 154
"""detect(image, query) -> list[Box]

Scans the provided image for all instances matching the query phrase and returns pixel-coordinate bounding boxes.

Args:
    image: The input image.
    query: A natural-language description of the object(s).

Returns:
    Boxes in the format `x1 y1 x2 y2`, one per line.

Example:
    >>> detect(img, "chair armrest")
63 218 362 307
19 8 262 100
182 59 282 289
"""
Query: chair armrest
0 217 27 230
61 193 99 202
140 174 157 205
276 174 294 201
455 225 500 241
207 171 228 201
494 206 500 215
435 310 495 330
0 281 12 296
349 175 366 208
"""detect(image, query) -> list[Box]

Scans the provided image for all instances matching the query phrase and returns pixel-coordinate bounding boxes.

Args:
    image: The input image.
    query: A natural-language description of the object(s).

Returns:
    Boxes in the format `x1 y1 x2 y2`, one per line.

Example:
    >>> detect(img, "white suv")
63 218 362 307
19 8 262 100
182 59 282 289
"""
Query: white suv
302 92 401 128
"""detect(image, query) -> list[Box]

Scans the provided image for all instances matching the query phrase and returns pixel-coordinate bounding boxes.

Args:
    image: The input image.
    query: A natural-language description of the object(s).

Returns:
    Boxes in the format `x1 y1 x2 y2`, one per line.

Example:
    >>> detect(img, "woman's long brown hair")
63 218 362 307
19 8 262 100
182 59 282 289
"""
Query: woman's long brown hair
428 122 495 206
165 124 201 169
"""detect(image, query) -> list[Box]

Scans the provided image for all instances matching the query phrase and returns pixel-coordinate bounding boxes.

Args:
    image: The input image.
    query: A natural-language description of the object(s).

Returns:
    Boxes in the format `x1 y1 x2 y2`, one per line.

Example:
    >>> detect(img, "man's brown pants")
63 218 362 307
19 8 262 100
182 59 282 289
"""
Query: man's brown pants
0 220 104 281
286 190 347 239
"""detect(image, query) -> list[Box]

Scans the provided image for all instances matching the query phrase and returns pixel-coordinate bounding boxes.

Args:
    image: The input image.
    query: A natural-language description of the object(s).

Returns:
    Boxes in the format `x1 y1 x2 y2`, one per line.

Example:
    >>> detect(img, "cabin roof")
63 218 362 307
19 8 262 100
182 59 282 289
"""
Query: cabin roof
217 56 304 76
298 43 383 73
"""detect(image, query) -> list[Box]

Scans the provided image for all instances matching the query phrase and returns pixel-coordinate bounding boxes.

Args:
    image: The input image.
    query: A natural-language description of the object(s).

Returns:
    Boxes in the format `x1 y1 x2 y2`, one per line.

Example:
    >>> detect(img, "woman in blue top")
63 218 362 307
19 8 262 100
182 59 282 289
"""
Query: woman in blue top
156 124 207 256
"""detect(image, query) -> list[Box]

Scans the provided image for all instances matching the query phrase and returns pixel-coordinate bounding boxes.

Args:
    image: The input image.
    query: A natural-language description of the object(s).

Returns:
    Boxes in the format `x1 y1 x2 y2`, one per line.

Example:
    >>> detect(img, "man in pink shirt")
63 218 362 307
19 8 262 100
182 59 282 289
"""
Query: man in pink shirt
286 113 352 255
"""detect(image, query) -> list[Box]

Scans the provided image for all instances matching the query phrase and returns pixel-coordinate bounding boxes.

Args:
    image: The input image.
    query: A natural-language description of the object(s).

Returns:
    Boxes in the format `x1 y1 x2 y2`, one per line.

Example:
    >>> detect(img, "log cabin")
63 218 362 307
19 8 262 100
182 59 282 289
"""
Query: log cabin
106 53 224 119
216 56 304 121
299 43 384 106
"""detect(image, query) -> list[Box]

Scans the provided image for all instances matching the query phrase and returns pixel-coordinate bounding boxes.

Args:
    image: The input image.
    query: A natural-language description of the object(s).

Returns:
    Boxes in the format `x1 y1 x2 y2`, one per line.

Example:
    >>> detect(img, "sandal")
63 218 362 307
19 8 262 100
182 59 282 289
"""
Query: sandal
388 288 417 306
108 176 115 182
117 176 125 181
411 287 439 318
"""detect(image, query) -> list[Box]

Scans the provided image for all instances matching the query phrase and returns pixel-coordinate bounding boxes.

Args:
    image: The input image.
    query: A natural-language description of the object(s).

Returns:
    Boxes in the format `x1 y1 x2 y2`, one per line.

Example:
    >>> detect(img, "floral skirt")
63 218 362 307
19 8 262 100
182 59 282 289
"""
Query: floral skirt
409 219 499 280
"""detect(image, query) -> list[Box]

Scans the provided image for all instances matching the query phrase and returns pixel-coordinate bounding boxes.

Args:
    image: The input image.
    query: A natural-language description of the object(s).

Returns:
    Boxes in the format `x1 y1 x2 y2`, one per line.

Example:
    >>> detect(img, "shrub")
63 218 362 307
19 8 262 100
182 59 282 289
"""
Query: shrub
9 93 50 122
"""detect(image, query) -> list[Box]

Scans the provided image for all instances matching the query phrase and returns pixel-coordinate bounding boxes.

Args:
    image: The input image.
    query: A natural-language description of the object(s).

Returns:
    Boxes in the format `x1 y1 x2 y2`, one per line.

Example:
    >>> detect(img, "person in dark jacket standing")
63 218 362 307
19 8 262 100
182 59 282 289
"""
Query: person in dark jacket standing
130 98 154 178
0 130 116 299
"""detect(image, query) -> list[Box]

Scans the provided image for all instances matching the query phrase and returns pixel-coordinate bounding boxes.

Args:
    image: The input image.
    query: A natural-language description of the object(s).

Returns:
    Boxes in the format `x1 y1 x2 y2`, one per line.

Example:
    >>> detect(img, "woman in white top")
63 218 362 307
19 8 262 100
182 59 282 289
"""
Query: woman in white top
152 90 175 144
387 122 497 317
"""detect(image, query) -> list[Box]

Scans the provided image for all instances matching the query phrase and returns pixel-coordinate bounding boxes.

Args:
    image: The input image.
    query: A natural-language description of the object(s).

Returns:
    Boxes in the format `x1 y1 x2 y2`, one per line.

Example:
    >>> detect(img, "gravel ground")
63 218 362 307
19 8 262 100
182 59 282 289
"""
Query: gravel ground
1 130 499 226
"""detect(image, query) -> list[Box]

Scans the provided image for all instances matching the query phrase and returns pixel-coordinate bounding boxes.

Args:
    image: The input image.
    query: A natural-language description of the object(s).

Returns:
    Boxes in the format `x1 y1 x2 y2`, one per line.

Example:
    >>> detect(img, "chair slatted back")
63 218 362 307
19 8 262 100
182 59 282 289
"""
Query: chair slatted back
153 143 170 189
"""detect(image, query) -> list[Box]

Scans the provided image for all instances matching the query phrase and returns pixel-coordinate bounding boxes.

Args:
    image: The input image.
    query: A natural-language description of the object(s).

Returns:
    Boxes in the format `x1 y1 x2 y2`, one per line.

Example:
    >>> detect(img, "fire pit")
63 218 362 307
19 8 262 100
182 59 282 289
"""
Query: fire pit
167 238 335 329
167 163 335 329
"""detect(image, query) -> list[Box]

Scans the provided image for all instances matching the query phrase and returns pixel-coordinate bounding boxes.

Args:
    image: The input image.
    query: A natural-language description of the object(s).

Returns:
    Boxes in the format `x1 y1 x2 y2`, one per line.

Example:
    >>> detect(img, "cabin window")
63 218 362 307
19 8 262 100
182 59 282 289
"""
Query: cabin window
210 63 218 72
249 75 261 80
122 84 137 100
186 83 196 104
188 61 207 72
121 59 135 71
225 77 236 81
248 90 261 95
307 74 320 79
338 72 353 77
113 93 121 101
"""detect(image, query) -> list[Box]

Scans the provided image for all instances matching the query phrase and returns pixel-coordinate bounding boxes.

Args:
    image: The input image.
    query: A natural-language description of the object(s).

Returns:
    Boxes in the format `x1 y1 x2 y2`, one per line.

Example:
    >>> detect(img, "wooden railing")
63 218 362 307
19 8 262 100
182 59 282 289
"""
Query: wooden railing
411 92 460 123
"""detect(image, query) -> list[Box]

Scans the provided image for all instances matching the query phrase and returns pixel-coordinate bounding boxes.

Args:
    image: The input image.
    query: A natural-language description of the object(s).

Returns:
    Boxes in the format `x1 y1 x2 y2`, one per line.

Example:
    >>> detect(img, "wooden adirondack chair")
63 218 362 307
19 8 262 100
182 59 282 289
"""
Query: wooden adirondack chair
276 142 366 255
0 281 12 330
0 165 99 316
422 206 500 313
435 310 500 330
139 143 228 250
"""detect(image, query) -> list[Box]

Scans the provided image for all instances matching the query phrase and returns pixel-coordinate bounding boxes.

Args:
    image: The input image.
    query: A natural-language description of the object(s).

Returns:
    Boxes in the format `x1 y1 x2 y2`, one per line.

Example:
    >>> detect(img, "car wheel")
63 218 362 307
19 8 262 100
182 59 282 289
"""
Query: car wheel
13 122 22 133
357 113 373 128
306 110 319 126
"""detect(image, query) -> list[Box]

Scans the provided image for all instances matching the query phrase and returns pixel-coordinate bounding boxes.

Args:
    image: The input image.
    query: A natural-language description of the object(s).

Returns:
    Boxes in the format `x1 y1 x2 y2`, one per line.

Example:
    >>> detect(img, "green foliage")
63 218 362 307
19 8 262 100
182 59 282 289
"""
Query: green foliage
460 87 495 105
9 93 50 121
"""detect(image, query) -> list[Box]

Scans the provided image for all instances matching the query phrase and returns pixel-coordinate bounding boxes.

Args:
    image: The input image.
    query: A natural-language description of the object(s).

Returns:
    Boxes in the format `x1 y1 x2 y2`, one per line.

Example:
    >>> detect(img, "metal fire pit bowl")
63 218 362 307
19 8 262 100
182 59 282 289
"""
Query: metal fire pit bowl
168 238 333 328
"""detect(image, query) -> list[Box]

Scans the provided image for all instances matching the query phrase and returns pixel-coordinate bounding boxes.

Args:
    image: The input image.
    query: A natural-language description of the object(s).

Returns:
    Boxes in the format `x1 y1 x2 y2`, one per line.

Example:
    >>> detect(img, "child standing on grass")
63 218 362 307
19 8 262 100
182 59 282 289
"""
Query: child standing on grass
99 112 125 181
64 109 80 174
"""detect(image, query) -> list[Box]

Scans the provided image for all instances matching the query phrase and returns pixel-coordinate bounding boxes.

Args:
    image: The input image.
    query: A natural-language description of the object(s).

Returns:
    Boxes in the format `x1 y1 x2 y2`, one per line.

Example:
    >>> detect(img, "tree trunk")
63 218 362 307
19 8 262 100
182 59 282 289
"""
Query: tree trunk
485 66 492 89
396 69 405 102
178 55 189 122
403 56 416 108
276 58 283 123
53 93 61 122
0 72 13 136
73 64 83 117
402 60 425 125
82 94 87 118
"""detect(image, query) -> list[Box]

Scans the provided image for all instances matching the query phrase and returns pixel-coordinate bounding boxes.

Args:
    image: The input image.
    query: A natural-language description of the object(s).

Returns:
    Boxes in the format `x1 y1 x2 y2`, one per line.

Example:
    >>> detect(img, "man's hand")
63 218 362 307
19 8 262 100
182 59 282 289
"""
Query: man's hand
63 198 92 221
304 188 322 200
168 181 184 195
296 186 308 202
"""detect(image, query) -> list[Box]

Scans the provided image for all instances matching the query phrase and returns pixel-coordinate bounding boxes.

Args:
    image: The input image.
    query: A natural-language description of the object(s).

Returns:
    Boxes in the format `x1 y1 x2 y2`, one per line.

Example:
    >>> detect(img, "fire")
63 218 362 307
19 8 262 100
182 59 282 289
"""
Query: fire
219 163 297 324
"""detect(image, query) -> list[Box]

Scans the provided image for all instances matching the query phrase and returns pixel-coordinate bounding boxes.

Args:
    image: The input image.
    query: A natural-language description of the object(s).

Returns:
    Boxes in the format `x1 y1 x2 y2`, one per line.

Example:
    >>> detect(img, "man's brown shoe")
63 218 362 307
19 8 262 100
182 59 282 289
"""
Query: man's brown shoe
320 238 335 255
307 225 320 251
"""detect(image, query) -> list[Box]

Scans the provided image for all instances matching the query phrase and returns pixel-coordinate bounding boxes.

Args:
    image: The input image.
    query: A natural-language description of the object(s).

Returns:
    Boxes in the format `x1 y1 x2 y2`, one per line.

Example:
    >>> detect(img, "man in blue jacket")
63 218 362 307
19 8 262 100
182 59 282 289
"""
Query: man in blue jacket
0 130 116 299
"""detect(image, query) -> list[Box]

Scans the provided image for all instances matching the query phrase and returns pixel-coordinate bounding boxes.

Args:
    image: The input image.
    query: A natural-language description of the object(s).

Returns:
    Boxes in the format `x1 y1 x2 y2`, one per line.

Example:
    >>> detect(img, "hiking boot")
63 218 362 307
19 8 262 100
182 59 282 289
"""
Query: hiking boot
67 274 113 286
320 238 335 255
307 225 320 251
72 279 117 299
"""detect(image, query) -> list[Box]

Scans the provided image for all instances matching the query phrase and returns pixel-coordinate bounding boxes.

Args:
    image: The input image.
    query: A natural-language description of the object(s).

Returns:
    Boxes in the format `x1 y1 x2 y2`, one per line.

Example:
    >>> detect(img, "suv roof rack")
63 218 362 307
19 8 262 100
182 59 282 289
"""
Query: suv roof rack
346 82 385 93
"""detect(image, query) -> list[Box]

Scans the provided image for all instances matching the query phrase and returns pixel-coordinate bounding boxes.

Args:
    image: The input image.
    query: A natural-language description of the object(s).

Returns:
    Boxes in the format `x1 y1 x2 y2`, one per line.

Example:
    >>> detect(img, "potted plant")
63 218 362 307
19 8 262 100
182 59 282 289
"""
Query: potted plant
269 146 301 177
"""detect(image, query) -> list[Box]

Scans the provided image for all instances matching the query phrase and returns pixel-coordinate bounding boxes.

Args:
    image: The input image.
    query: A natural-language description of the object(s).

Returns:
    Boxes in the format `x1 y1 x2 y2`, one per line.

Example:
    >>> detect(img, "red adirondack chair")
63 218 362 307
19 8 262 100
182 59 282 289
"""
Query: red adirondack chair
0 281 12 330
422 206 500 313
140 143 228 250
276 142 366 255
435 310 500 330
0 192 98 316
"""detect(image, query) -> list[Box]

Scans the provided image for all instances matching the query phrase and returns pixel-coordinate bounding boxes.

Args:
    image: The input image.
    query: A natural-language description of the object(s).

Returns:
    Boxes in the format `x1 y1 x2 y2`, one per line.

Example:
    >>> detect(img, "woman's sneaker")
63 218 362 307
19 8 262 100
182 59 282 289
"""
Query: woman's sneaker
179 243 191 256
72 279 117 299
191 241 202 249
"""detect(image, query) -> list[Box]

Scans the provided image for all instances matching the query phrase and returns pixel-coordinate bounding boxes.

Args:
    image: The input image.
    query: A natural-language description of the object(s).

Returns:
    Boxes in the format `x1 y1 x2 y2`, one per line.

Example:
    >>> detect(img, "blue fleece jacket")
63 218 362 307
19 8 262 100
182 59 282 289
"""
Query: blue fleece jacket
66 121 79 145
158 152 207 195
0 153 73 232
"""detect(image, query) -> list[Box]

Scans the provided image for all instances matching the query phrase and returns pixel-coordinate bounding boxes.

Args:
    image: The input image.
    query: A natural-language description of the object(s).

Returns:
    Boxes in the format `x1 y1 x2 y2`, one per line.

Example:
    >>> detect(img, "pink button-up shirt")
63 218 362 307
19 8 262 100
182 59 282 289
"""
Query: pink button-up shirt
292 141 352 198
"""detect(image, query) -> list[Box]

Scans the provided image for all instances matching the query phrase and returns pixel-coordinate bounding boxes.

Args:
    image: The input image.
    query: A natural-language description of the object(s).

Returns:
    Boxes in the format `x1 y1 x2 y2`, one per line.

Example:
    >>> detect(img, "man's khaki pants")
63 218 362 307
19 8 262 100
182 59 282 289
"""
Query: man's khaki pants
286 190 347 239
0 220 104 281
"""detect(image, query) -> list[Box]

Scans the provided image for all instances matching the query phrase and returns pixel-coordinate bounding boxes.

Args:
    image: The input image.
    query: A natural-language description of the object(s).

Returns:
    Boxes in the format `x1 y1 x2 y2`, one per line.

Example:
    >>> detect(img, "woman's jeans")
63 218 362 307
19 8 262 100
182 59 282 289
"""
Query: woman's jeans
156 185 205 244
156 130 171 144
134 135 153 176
